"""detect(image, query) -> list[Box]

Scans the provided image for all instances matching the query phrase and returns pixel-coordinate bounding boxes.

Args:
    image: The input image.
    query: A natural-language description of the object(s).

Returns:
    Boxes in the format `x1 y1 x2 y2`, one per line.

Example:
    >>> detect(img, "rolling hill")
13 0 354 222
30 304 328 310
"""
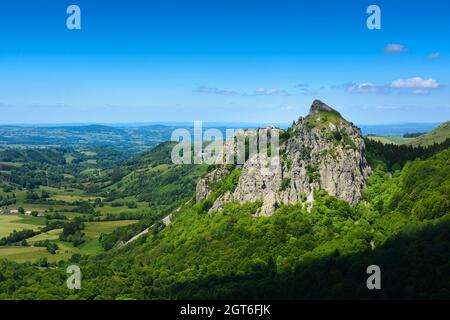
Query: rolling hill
407 121 450 147
0 100 448 299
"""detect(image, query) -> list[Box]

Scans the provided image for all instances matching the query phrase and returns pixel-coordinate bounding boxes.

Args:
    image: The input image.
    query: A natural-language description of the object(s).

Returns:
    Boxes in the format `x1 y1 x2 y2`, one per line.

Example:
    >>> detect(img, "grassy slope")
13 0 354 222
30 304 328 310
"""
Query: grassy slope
407 121 450 147
0 215 43 238
305 109 348 129
366 136 413 145
77 220 138 255
84 148 450 299
365 121 449 146
6 147 443 299
106 141 208 213
0 219 137 263
0 141 206 263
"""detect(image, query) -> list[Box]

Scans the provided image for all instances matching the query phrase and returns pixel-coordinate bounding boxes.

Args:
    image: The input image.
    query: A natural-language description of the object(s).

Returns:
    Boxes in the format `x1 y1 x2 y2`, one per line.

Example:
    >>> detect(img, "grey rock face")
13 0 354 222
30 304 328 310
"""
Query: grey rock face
310 99 334 113
195 166 231 202
195 100 371 216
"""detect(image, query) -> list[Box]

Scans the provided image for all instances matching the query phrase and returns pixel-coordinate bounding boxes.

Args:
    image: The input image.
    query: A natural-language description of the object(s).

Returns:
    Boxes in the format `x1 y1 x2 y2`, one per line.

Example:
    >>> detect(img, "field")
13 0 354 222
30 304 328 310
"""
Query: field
0 215 44 238
0 218 137 262
0 246 50 263
0 141 202 265
80 220 138 254
366 135 413 145
0 183 145 263
0 185 145 216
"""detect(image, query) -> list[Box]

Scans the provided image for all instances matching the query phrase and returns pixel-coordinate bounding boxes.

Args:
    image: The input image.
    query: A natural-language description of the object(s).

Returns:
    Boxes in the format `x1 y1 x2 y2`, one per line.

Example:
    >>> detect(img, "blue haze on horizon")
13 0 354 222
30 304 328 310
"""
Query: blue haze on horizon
0 0 449 125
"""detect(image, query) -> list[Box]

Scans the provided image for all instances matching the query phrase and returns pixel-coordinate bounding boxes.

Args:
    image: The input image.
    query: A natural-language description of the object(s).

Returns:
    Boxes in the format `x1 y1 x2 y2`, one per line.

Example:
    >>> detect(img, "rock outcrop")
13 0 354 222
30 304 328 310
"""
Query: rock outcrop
310 99 334 113
196 100 371 216
195 166 231 202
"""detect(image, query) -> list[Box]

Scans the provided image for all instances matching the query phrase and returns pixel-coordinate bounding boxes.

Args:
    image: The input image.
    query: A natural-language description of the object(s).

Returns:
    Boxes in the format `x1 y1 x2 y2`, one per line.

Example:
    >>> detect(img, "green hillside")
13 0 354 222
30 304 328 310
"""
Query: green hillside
103 141 208 213
0 141 449 299
366 135 413 145
0 142 208 263
407 121 450 147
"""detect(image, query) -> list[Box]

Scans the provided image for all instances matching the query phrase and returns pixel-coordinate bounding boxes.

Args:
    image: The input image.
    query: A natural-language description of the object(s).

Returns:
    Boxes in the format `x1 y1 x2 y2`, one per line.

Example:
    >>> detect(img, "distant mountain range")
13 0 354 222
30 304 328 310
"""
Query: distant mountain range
0 122 443 153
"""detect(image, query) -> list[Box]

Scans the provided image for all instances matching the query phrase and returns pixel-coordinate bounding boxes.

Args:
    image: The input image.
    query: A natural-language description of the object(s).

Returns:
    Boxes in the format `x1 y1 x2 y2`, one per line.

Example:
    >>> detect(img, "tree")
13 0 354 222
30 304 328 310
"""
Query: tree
37 257 48 267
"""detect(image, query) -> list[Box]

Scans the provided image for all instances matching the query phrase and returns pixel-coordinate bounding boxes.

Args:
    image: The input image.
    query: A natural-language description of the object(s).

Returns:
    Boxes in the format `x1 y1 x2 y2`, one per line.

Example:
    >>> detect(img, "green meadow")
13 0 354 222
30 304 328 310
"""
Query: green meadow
0 215 44 238
366 135 413 145
0 217 137 262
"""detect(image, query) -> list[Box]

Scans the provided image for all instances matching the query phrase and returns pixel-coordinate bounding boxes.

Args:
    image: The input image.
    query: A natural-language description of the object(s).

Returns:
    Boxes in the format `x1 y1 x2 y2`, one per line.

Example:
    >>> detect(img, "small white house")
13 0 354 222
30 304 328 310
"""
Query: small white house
9 209 19 214
25 211 32 216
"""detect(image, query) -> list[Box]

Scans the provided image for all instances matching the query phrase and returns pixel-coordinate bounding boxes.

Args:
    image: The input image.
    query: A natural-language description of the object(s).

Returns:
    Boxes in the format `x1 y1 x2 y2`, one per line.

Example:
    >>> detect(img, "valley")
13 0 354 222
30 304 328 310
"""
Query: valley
0 102 449 299
0 142 208 263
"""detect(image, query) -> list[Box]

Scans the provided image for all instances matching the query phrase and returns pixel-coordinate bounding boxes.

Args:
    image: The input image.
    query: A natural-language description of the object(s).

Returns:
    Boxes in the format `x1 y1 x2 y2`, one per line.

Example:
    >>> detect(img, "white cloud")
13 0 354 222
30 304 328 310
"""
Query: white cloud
428 52 441 59
253 88 290 96
194 86 291 97
384 44 407 53
193 86 239 96
347 83 380 93
390 77 439 89
294 84 317 96
345 77 440 95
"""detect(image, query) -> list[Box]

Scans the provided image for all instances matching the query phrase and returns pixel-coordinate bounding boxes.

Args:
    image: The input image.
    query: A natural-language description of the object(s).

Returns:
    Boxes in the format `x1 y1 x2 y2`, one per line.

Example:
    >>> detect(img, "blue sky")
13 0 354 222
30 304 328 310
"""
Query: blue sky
0 0 449 124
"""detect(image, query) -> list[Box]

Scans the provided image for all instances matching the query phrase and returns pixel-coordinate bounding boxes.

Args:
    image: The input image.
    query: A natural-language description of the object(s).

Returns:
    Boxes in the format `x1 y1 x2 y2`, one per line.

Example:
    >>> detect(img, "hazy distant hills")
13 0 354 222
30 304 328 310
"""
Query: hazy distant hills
0 124 175 153
0 122 444 153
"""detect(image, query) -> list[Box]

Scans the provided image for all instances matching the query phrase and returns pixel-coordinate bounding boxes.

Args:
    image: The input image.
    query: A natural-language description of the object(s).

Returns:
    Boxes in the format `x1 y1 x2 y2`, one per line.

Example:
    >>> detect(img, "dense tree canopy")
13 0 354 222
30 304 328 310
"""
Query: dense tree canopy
0 143 449 300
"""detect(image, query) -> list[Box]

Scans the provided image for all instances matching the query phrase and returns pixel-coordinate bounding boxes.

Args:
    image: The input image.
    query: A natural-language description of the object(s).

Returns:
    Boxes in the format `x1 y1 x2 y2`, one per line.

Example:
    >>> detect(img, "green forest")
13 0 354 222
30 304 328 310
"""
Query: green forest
0 130 449 299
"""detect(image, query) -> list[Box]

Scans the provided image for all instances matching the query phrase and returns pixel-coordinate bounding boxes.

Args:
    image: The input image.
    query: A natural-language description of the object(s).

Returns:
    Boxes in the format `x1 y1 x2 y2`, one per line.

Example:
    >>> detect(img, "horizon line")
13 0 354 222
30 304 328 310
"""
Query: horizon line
0 121 444 127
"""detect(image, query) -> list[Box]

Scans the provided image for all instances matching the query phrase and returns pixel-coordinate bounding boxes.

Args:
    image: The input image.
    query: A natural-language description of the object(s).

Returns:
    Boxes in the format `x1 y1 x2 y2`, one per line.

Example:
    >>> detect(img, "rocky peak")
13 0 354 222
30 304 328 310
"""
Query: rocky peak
309 99 335 114
196 100 371 216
